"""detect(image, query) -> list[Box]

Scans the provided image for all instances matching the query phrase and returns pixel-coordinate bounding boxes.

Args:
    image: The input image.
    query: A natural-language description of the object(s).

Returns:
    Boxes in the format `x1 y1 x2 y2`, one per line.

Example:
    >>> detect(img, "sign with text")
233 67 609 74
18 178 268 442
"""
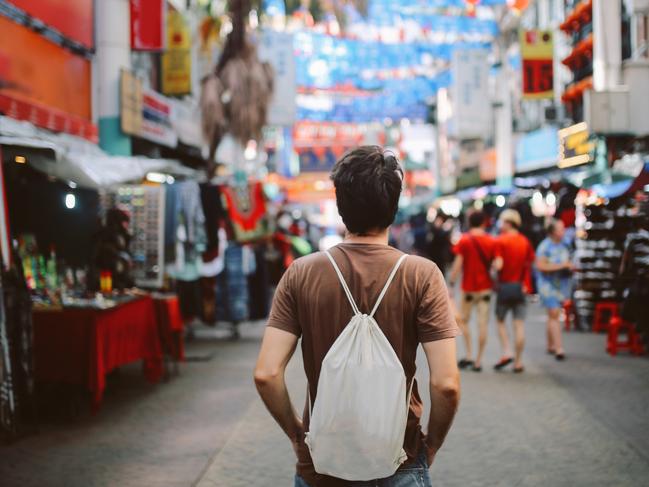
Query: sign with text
0 17 95 139
130 0 165 51
162 10 191 95
258 30 296 126
451 49 491 139
120 70 177 147
558 122 594 169
521 30 554 100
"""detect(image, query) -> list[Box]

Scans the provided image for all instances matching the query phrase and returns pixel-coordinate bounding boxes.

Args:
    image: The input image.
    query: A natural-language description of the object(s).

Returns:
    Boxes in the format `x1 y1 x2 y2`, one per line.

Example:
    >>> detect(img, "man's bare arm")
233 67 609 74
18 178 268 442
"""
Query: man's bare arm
254 327 302 451
448 255 463 287
422 338 461 465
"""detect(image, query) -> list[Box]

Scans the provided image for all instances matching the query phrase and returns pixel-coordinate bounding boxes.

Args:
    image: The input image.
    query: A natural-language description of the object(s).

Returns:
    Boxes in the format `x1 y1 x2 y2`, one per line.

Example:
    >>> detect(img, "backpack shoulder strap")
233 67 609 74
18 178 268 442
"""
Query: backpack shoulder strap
370 254 407 318
324 250 360 316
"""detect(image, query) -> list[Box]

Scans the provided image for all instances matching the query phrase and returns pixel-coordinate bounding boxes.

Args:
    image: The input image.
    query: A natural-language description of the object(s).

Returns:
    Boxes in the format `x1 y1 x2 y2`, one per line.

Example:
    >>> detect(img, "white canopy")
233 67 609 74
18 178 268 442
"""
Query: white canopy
0 116 201 189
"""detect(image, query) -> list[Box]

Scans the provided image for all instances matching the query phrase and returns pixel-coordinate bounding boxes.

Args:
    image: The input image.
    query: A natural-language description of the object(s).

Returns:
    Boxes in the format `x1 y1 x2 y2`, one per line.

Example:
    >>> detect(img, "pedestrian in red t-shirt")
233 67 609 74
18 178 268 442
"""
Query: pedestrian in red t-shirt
449 211 496 372
492 210 535 373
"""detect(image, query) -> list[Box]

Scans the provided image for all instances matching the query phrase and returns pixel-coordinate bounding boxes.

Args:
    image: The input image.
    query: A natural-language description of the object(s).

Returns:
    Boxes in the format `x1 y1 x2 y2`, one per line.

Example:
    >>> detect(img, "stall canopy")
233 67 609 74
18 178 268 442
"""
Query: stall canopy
0 116 199 188
591 161 649 200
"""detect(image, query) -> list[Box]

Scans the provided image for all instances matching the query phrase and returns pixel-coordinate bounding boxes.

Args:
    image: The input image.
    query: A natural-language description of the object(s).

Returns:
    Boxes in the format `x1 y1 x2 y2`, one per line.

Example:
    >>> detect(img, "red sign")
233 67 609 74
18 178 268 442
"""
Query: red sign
522 59 554 97
8 0 94 48
0 18 91 120
130 0 165 51
0 93 98 142
0 17 95 140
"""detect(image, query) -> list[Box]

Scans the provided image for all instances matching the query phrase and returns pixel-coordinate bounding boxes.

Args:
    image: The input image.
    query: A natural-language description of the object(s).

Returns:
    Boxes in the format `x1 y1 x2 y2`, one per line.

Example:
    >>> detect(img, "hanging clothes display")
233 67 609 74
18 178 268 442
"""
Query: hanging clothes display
220 182 268 243
216 244 250 323
0 252 35 439
248 244 271 320
199 184 227 255
168 181 206 322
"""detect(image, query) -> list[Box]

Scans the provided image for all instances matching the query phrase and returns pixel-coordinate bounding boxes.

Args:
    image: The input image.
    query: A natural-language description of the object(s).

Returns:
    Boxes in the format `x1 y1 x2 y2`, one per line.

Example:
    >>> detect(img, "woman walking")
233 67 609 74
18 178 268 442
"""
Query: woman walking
535 219 573 360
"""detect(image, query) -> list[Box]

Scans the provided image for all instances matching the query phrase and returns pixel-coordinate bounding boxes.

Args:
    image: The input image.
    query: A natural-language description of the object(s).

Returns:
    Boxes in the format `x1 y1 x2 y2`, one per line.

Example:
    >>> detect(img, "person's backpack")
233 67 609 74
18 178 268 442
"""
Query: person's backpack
304 250 413 481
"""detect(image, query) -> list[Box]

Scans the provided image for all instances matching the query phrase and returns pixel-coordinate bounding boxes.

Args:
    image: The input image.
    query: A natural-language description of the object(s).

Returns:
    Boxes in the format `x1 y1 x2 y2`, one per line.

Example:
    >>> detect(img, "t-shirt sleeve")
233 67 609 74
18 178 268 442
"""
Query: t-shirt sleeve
266 263 301 337
416 265 461 343
452 237 465 257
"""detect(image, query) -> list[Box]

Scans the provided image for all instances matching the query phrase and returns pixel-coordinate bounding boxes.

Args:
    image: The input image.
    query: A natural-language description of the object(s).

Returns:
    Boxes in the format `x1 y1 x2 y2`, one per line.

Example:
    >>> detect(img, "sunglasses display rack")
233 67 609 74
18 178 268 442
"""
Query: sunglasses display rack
100 186 166 289
573 200 638 327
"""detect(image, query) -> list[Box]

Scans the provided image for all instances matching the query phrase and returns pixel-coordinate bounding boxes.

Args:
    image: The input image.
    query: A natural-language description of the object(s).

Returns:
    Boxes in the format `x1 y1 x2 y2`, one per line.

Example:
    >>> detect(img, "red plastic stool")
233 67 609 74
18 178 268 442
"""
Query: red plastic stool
593 301 619 333
607 317 645 356
563 300 576 331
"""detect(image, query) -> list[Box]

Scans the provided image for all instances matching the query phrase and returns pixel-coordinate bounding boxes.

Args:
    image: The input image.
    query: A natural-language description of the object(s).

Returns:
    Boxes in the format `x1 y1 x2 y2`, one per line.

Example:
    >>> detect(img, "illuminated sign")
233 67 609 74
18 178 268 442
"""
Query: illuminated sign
521 30 554 100
558 122 594 168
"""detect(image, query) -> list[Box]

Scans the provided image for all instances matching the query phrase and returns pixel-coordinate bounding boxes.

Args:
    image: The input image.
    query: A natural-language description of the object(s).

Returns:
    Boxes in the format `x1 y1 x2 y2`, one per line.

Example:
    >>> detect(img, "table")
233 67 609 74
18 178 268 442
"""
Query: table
33 296 163 411
152 294 185 371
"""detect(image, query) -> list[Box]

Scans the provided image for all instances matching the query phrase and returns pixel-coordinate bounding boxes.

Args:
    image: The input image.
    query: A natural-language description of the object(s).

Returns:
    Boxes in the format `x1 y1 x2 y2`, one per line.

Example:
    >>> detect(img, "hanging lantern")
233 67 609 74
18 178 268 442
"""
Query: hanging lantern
507 0 530 13
466 0 480 16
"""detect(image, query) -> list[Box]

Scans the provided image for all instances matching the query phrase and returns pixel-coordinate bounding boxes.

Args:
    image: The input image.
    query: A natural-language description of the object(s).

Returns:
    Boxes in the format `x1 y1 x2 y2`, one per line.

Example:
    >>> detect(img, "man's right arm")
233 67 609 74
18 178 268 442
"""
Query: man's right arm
422 338 461 466
448 254 463 288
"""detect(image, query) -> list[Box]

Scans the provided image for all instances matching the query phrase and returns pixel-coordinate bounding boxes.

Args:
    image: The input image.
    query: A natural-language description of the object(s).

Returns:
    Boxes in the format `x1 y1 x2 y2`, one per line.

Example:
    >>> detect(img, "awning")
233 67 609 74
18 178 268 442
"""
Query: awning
1 116 201 188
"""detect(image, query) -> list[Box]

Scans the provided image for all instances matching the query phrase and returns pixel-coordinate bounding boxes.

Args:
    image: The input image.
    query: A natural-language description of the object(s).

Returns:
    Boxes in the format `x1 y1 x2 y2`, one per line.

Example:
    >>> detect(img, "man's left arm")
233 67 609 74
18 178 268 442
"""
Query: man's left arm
254 326 302 454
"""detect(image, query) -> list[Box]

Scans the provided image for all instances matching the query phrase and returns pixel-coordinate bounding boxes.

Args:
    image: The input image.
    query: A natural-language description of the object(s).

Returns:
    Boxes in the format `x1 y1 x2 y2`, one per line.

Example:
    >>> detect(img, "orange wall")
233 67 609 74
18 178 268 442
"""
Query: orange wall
0 17 91 121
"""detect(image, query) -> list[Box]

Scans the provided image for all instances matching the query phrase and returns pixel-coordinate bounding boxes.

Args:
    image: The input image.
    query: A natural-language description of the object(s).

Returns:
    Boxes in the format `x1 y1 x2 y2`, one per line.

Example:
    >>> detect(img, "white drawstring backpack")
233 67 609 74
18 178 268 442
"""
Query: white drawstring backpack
304 250 414 481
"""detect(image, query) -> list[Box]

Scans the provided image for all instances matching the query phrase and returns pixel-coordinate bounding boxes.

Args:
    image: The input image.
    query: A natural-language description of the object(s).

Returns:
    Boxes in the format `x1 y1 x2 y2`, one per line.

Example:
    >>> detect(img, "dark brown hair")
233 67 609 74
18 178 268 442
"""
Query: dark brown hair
330 146 403 235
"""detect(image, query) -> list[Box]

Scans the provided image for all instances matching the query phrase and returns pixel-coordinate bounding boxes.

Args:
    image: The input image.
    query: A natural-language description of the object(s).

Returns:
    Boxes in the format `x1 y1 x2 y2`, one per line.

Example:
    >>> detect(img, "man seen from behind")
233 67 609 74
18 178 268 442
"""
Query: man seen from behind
254 146 461 487
492 210 535 373
449 210 496 372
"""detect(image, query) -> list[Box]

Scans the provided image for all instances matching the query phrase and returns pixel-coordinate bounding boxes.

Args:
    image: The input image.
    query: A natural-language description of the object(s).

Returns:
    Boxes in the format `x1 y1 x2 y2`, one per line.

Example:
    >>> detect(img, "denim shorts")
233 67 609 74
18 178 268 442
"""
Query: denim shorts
294 451 432 487
495 300 527 322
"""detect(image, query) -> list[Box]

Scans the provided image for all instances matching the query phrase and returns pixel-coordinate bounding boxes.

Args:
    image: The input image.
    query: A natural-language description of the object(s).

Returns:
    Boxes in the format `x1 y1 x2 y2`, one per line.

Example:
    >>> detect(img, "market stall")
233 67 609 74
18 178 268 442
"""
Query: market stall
32 295 162 412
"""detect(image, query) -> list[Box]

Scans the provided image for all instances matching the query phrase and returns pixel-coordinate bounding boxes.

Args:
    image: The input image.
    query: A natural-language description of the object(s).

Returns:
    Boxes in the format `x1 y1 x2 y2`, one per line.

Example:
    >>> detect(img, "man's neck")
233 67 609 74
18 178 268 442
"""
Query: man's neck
344 229 389 245
468 227 485 236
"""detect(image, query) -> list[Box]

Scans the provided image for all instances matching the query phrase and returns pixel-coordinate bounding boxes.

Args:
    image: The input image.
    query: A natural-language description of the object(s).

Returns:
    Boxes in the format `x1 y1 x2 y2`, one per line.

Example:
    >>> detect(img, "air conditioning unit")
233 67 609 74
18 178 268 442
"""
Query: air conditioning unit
584 88 631 135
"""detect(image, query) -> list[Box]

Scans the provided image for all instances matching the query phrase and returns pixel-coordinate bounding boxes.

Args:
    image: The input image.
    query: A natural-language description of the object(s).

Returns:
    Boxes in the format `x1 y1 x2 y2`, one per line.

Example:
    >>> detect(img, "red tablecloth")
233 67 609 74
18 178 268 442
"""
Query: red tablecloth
33 296 163 411
153 295 185 362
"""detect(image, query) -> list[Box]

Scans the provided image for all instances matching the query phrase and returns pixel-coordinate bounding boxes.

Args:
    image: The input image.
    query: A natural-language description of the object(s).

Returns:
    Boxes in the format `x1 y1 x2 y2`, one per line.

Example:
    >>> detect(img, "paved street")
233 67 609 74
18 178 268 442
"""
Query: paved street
1 304 649 487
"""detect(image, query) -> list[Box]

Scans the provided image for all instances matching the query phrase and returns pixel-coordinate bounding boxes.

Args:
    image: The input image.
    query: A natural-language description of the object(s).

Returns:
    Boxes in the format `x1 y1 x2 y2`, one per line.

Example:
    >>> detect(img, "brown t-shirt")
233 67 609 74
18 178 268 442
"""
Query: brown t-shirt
267 243 459 487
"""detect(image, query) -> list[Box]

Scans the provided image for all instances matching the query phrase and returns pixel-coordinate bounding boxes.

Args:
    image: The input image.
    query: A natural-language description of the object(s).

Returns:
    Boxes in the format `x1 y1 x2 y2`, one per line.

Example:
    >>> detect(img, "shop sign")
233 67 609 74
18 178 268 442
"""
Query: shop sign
0 17 95 140
120 70 177 148
558 122 594 169
7 0 94 48
516 126 559 173
521 30 554 100
162 10 191 96
130 0 165 51
293 122 367 149
451 49 491 139
258 30 296 126
294 122 368 174
172 99 204 150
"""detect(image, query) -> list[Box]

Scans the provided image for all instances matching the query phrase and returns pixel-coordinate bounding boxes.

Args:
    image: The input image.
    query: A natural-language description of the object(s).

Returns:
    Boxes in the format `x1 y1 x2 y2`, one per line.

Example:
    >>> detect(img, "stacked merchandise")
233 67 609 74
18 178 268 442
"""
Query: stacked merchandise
573 200 636 327
101 186 166 288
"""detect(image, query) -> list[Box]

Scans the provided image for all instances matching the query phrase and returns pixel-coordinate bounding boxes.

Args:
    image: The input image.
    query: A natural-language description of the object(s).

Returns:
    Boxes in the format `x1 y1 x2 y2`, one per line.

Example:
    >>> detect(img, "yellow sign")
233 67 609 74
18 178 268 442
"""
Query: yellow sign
120 69 143 136
520 30 554 100
162 10 191 95
558 122 594 168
